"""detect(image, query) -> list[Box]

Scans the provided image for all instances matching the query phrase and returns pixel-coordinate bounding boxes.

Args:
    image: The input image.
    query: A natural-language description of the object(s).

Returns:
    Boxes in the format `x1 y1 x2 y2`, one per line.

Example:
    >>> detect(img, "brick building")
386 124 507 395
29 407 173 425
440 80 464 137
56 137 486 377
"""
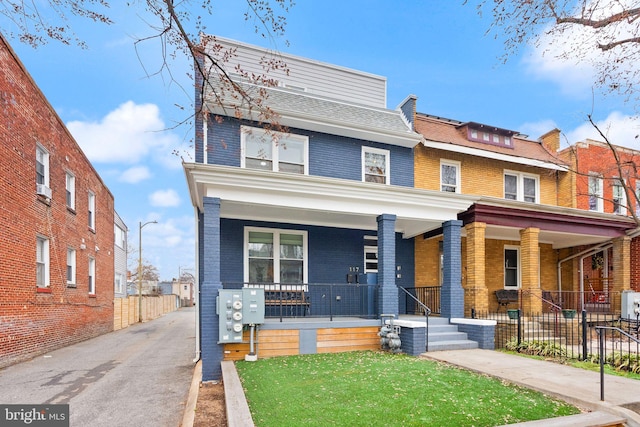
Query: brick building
0 34 115 368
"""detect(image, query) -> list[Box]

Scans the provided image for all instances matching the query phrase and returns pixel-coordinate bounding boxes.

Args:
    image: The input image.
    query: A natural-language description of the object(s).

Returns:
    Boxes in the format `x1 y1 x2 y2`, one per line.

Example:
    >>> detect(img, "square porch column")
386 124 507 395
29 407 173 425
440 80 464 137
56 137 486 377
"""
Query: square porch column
520 227 541 313
377 214 398 317
201 197 223 381
464 222 488 316
612 236 631 314
441 220 463 319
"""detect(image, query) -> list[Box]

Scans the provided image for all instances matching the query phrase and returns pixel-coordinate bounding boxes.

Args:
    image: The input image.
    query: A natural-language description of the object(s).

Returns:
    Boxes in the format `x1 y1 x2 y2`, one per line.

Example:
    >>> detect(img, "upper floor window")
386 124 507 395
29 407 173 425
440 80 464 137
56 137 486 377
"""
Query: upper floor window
66 172 75 210
36 144 49 187
504 171 539 203
613 178 627 215
636 181 640 217
241 126 308 174
115 224 126 249
440 160 460 193
115 272 125 294
36 236 49 288
588 174 604 212
67 248 76 286
362 147 390 184
88 191 96 230
88 257 96 294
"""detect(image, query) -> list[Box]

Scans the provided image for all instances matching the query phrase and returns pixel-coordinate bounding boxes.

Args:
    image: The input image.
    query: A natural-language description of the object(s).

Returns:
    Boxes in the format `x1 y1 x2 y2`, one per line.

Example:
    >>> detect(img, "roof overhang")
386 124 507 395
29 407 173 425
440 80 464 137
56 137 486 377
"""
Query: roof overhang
422 139 568 172
183 163 478 238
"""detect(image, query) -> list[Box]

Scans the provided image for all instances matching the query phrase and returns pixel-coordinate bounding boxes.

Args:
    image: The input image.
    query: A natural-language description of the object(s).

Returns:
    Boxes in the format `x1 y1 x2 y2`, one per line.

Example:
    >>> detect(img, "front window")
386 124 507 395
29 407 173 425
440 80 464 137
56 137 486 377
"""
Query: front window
589 174 604 212
36 236 49 288
362 147 390 184
504 247 520 288
88 192 96 230
66 172 75 209
88 257 96 294
246 228 307 284
67 248 76 286
36 144 49 187
504 171 539 203
364 235 378 273
613 178 627 215
241 126 308 174
440 160 460 193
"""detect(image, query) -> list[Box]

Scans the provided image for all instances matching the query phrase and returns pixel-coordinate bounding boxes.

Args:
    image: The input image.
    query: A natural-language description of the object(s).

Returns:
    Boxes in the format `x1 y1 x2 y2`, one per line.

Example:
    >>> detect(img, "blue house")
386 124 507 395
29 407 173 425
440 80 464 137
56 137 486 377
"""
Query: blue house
184 36 480 381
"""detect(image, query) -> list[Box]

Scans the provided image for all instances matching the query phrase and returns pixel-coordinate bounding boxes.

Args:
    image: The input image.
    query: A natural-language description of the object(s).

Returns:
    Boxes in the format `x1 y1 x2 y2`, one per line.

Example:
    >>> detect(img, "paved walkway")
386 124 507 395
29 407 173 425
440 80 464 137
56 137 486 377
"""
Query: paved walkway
423 349 640 426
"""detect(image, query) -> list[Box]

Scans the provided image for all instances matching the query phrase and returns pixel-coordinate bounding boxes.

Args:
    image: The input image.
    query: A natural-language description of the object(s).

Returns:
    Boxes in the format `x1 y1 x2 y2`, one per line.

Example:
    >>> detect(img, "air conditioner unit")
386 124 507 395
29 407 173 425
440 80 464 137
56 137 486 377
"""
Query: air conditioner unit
36 184 52 198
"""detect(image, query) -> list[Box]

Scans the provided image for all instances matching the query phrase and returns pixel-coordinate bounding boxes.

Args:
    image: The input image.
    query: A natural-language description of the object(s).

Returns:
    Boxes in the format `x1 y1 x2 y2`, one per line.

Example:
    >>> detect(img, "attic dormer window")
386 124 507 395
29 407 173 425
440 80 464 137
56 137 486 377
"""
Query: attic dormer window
464 123 517 149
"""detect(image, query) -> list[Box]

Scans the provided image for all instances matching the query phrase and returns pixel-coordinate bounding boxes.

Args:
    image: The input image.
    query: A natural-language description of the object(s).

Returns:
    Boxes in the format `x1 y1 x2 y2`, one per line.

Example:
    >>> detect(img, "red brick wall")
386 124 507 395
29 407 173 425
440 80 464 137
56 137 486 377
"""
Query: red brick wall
0 35 114 368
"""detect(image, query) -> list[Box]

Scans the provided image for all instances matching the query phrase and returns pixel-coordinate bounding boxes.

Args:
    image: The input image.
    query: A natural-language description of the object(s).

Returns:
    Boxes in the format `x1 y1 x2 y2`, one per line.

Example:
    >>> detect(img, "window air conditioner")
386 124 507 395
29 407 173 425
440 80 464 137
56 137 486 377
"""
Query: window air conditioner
36 184 52 198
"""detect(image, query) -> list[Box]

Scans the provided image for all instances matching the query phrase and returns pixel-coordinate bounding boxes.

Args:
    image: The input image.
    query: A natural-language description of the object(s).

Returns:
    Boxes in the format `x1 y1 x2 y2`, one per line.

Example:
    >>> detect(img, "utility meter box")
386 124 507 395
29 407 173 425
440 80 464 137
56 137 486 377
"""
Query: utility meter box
217 290 245 344
621 291 640 319
242 288 265 324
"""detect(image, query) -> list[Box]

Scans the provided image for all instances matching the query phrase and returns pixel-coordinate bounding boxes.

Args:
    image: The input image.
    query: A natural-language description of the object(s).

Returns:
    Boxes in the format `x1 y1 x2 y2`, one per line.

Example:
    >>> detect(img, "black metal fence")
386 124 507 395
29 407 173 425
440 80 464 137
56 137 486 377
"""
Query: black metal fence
223 282 378 321
475 309 640 366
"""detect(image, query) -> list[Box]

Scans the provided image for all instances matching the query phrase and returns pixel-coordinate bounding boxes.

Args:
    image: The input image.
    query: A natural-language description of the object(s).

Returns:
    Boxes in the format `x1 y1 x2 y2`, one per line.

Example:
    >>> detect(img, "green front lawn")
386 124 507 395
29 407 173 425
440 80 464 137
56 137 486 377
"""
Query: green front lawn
236 351 580 426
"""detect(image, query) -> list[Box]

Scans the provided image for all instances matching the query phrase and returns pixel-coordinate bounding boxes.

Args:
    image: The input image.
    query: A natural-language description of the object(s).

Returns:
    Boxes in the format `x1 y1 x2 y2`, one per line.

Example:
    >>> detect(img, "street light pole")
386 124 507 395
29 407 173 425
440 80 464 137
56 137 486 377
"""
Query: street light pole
138 220 158 322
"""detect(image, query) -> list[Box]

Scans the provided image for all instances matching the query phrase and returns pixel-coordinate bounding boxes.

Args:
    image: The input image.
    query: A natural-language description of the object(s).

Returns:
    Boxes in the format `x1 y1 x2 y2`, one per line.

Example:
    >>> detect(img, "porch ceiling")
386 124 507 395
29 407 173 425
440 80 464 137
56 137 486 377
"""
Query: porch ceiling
183 163 479 238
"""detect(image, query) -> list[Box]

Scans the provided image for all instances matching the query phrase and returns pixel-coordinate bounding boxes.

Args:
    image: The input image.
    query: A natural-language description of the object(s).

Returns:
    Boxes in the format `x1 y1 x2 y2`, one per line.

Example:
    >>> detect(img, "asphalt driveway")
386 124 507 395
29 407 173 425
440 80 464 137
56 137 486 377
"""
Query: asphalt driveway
0 307 196 426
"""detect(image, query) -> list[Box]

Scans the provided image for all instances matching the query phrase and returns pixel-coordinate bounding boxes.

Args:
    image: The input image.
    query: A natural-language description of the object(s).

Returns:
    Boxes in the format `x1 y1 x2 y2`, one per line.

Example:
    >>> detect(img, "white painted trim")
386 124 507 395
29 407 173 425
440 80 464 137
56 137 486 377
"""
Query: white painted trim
362 146 391 184
422 139 567 171
450 318 497 326
240 125 309 174
504 169 540 204
504 245 521 289
440 159 461 193
243 227 308 284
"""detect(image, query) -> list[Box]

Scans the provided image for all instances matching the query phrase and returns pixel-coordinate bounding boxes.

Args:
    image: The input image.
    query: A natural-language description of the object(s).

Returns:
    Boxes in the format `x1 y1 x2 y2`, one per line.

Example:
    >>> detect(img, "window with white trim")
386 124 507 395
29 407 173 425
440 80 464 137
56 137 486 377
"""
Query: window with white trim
364 236 378 273
88 191 96 230
588 174 604 212
88 257 96 294
36 144 49 187
362 147 390 184
504 247 520 288
115 272 125 294
440 160 461 193
241 126 308 174
636 181 640 216
36 236 49 288
67 248 76 286
245 228 307 284
613 178 627 215
504 171 539 203
66 172 75 209
115 224 126 248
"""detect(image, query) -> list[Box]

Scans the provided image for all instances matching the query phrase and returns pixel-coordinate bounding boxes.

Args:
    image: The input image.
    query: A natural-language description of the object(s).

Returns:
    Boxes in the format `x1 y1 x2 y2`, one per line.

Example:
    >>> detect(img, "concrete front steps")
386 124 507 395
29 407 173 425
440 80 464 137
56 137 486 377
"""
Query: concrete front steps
426 317 479 351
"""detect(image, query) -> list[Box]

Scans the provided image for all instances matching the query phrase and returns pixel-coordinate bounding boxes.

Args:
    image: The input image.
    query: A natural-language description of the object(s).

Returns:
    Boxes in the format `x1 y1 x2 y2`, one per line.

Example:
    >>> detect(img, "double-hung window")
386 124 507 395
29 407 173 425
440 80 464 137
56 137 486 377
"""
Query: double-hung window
613 178 627 215
245 228 307 284
362 147 390 184
241 126 308 174
36 236 49 288
364 236 378 273
115 272 124 294
36 144 50 196
504 171 539 203
588 174 604 212
440 160 460 193
88 258 96 294
88 191 96 230
504 247 520 288
115 224 126 248
66 172 75 210
67 248 76 286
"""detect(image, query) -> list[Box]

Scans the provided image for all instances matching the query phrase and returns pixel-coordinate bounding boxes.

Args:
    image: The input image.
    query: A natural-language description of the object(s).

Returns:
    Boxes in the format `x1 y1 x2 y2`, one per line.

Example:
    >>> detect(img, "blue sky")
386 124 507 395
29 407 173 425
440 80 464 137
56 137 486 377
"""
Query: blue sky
7 1 638 280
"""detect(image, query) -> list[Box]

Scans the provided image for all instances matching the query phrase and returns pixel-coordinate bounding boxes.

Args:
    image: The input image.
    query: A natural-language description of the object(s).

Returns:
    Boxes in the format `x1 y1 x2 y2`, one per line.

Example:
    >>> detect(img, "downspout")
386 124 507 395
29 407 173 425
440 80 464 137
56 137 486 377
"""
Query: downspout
557 242 612 310
193 114 207 364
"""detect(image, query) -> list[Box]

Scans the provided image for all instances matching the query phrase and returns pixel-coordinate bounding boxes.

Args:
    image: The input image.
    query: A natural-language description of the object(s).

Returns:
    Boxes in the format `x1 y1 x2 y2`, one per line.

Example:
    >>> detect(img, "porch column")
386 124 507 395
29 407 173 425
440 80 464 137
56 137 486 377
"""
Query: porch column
377 214 398 317
612 236 631 314
464 222 488 316
201 197 223 381
520 227 541 313
441 220 463 319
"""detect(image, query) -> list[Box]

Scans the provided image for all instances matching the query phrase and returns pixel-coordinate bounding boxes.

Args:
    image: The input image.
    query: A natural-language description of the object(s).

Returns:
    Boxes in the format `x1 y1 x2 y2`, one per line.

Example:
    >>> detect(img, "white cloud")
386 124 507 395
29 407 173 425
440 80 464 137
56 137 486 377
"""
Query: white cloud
149 189 181 207
67 101 181 164
519 119 558 140
119 166 151 183
564 111 640 148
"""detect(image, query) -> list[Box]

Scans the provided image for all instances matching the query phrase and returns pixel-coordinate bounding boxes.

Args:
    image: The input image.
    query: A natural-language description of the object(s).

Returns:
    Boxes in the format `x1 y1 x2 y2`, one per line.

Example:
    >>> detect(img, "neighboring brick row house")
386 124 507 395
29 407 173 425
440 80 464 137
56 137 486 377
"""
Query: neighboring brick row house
0 34 116 368
186 36 639 380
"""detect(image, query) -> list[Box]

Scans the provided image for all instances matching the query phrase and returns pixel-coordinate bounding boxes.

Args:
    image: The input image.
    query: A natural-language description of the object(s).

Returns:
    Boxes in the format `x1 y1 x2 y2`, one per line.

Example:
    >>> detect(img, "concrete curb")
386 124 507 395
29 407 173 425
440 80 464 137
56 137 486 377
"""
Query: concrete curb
181 360 202 427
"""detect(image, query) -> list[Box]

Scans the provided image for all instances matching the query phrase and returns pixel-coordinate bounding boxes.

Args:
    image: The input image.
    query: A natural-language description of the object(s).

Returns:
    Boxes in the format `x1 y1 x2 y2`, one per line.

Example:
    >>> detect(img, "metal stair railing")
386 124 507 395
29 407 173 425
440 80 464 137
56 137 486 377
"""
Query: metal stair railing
398 286 432 352
594 326 640 401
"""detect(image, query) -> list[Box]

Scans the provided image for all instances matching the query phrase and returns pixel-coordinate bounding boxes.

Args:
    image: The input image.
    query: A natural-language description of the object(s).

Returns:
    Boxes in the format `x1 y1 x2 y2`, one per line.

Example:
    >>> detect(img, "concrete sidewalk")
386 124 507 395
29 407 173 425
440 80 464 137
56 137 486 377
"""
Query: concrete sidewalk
423 349 640 426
